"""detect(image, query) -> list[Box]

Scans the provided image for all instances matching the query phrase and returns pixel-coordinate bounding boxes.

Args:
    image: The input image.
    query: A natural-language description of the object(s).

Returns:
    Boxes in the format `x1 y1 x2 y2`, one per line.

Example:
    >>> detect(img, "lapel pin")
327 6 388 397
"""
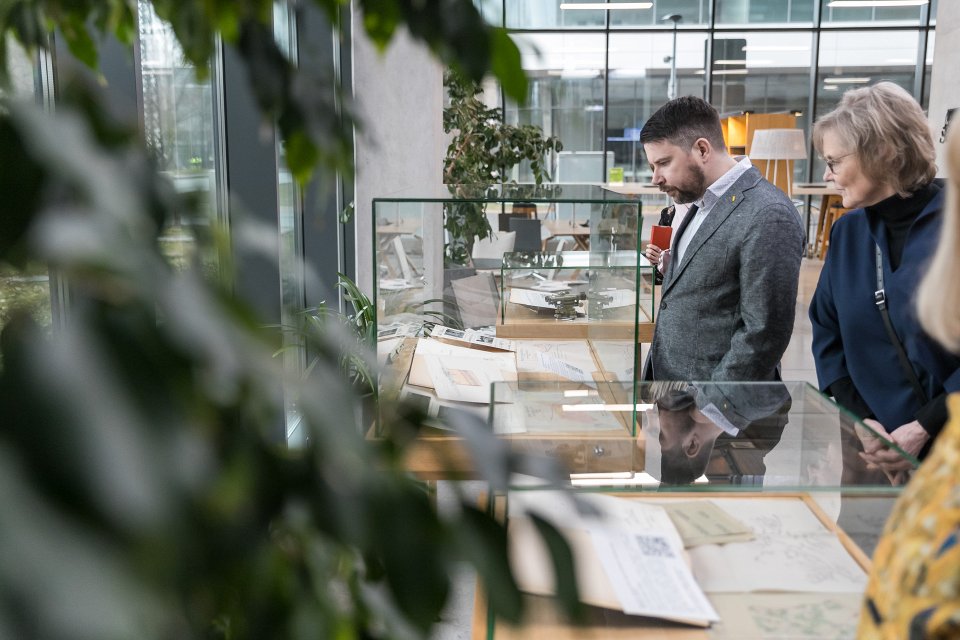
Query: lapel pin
731 195 736 202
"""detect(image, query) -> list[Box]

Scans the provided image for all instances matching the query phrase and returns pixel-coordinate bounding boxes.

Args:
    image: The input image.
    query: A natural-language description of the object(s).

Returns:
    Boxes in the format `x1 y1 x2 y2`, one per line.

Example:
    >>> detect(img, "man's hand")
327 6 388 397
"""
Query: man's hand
644 245 670 274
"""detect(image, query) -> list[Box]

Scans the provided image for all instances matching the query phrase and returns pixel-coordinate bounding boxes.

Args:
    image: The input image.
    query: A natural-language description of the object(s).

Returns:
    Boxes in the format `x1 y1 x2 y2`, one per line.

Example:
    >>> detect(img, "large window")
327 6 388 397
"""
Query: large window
608 32 709 181
138 0 219 274
1 42 53 333
479 0 936 186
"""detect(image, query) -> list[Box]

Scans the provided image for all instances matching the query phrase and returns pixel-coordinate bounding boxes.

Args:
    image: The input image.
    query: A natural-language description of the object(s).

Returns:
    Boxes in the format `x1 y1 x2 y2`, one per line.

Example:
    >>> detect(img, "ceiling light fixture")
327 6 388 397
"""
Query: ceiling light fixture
827 0 927 7
561 2 653 9
823 76 871 83
742 45 809 52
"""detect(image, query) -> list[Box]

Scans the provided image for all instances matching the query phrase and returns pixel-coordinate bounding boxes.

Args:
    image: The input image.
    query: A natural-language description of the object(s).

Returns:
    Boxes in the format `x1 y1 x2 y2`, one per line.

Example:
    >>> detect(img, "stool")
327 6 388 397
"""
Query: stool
817 203 850 259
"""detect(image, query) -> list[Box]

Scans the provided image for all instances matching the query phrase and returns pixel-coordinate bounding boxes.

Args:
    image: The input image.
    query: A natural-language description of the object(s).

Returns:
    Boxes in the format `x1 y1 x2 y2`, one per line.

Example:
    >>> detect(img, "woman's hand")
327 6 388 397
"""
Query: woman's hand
857 418 927 482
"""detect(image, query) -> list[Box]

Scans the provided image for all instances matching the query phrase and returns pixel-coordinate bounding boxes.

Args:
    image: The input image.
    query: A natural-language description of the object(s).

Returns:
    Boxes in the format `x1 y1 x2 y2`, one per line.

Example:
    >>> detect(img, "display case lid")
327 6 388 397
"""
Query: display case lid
488 380 916 494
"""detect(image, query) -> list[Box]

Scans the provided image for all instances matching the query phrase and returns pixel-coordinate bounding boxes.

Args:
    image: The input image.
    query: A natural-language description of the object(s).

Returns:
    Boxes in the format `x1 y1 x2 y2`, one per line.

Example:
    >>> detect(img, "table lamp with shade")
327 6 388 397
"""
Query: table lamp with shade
749 128 807 196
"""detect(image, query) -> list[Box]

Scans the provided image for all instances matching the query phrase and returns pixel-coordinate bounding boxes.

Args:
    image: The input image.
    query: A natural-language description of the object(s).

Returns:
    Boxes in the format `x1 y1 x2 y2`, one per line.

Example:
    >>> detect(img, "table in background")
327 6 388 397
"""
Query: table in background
792 183 845 259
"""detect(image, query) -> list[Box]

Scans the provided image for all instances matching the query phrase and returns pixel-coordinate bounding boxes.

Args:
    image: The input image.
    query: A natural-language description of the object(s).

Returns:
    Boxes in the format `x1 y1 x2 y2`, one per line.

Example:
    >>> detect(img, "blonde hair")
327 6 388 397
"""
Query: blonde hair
917 123 960 353
812 82 936 197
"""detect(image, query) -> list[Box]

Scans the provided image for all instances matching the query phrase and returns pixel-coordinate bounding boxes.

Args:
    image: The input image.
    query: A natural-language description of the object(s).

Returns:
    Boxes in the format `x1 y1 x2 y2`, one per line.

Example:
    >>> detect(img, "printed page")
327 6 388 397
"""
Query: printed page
507 490 716 624
409 338 515 388
491 401 625 435
591 527 719 624
515 340 597 379
707 593 861 639
660 501 755 548
588 340 635 382
509 288 557 309
422 353 516 404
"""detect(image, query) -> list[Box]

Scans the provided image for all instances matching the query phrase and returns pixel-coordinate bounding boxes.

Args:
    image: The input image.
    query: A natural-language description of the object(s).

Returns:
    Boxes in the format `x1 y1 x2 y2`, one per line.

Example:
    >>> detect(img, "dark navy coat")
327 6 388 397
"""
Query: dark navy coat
809 189 960 433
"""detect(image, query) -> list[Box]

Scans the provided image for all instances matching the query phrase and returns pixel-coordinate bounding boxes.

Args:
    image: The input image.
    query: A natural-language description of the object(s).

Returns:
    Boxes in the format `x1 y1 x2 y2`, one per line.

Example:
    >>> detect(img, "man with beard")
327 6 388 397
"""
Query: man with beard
641 96 804 382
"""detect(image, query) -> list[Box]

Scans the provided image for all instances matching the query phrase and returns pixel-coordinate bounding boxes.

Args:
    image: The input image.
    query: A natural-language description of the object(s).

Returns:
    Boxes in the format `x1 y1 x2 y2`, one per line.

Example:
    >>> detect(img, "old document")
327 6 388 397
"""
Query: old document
686 498 867 593
508 491 717 625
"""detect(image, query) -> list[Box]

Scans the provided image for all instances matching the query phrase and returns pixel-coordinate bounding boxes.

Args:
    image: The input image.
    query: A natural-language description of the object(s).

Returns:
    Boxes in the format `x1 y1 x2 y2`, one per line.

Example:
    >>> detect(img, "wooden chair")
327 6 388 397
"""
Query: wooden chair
817 202 850 259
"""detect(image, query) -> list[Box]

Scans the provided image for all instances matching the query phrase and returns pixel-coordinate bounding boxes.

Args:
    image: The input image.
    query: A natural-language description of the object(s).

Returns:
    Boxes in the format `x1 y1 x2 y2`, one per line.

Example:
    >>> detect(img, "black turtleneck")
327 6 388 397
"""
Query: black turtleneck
865 182 939 270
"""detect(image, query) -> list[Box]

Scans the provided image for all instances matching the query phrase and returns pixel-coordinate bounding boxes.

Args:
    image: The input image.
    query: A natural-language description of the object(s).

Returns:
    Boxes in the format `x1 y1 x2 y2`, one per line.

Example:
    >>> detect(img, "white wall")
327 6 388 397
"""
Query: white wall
352 8 447 295
928 1 960 176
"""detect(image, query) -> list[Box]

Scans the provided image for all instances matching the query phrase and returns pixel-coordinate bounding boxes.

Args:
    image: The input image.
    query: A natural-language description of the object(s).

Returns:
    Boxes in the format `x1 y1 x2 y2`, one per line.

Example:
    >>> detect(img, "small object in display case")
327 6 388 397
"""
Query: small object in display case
545 291 585 320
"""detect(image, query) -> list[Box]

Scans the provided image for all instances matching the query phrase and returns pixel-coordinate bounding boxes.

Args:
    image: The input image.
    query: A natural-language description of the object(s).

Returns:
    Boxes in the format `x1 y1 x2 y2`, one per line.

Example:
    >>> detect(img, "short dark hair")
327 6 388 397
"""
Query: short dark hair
640 96 726 151
660 441 713 486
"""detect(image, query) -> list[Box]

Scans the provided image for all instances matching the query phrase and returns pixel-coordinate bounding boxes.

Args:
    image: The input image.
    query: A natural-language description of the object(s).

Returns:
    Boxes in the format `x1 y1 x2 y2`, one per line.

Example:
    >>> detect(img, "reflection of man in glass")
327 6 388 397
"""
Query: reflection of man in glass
655 386 721 484
651 382 791 485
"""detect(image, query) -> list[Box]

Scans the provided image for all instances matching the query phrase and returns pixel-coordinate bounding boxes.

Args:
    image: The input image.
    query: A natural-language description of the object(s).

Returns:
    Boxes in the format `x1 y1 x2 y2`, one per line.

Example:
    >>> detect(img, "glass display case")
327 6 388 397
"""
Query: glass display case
373 185 666 439
498 250 656 340
372 184 667 338
474 380 916 640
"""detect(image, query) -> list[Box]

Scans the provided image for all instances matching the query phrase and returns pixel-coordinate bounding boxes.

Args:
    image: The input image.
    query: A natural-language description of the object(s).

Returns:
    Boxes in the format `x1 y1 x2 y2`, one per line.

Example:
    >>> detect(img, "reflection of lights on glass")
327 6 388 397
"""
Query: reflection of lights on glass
548 68 602 78
563 389 597 397
694 69 749 75
561 403 654 412
828 0 927 7
609 68 647 78
742 45 809 52
561 2 653 9
823 77 871 84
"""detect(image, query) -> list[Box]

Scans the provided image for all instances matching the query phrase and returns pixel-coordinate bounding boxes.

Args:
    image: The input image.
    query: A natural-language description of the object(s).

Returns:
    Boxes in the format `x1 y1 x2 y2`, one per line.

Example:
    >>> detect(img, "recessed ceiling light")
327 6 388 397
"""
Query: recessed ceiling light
742 45 809 52
823 77 871 83
715 60 748 65
560 2 653 9
828 0 927 7
694 69 749 75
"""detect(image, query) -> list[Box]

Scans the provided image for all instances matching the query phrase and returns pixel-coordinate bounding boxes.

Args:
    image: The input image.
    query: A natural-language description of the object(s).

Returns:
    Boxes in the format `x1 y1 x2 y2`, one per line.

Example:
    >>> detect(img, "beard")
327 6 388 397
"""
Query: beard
661 163 707 204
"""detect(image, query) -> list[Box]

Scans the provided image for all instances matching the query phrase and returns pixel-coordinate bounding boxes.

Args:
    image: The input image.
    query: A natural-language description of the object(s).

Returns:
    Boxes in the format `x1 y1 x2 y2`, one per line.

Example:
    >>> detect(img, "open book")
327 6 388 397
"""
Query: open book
507 490 720 626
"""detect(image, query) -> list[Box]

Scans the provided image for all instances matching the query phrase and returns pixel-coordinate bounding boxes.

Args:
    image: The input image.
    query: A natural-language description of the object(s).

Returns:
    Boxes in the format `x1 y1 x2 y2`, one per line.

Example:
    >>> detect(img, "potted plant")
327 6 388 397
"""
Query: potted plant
0 2 581 638
442 69 562 265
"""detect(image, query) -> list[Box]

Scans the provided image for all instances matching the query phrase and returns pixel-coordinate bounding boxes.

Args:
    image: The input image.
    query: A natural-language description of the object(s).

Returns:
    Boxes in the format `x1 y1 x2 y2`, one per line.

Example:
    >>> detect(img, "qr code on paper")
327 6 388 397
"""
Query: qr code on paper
635 535 674 558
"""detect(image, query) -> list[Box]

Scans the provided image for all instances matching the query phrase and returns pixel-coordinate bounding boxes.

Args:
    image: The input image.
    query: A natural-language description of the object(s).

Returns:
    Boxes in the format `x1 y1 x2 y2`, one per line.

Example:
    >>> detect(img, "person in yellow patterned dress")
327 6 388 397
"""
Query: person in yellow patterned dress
857 122 960 638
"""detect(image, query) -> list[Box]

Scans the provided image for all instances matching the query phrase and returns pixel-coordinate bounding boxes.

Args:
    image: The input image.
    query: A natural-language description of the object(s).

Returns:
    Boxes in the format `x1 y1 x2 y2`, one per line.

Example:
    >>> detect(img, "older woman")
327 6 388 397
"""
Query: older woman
809 82 960 461
857 114 960 640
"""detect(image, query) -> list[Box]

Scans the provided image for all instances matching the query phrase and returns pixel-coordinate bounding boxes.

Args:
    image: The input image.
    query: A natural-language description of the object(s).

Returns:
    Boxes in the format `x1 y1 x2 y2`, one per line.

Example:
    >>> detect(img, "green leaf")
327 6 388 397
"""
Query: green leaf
456 505 523 623
528 513 585 623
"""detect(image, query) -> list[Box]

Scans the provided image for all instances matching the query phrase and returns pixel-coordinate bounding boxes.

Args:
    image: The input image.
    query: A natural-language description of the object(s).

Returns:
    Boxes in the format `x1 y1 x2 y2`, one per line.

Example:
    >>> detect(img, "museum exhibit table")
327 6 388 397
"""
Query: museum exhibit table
467 381 915 640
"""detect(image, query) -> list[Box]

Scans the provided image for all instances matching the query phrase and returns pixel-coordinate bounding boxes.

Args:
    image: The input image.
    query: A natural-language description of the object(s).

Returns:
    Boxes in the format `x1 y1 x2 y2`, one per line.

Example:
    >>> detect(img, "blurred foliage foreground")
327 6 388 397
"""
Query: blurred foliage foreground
0 1 582 638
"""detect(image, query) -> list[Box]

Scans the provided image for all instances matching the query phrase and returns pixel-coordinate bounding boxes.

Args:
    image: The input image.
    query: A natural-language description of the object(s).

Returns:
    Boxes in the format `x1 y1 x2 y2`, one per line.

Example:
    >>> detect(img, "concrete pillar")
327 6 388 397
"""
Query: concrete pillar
351 10 447 296
928 1 960 174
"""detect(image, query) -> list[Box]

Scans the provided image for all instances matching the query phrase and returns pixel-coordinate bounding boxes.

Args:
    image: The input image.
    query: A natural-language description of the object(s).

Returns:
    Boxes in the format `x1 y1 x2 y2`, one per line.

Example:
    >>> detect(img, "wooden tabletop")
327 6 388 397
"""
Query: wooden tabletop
791 182 841 196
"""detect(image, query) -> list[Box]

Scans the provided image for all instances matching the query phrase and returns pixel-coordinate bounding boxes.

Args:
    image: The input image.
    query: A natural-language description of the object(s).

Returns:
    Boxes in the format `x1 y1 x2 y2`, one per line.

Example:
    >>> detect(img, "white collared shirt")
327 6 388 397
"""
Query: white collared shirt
675 156 752 264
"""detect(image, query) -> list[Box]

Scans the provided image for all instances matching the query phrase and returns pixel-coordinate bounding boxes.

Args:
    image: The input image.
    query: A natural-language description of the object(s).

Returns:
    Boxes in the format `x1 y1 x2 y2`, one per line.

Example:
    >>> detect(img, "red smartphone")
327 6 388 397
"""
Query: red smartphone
650 225 673 250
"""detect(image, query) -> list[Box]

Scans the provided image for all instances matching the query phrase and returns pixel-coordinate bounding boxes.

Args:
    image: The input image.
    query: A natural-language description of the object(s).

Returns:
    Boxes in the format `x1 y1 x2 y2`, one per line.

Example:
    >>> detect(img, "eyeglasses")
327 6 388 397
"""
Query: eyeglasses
823 153 853 173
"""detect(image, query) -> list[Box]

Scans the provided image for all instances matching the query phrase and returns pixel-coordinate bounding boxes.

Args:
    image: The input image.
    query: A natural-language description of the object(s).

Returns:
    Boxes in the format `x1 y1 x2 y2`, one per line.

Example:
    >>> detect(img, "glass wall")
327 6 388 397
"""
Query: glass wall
1 42 53 332
138 0 219 275
608 32 709 182
481 0 936 187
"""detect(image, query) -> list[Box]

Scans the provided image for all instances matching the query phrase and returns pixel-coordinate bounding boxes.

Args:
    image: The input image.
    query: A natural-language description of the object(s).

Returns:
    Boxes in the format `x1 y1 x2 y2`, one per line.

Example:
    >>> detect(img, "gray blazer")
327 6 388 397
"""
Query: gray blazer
645 166 804 381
